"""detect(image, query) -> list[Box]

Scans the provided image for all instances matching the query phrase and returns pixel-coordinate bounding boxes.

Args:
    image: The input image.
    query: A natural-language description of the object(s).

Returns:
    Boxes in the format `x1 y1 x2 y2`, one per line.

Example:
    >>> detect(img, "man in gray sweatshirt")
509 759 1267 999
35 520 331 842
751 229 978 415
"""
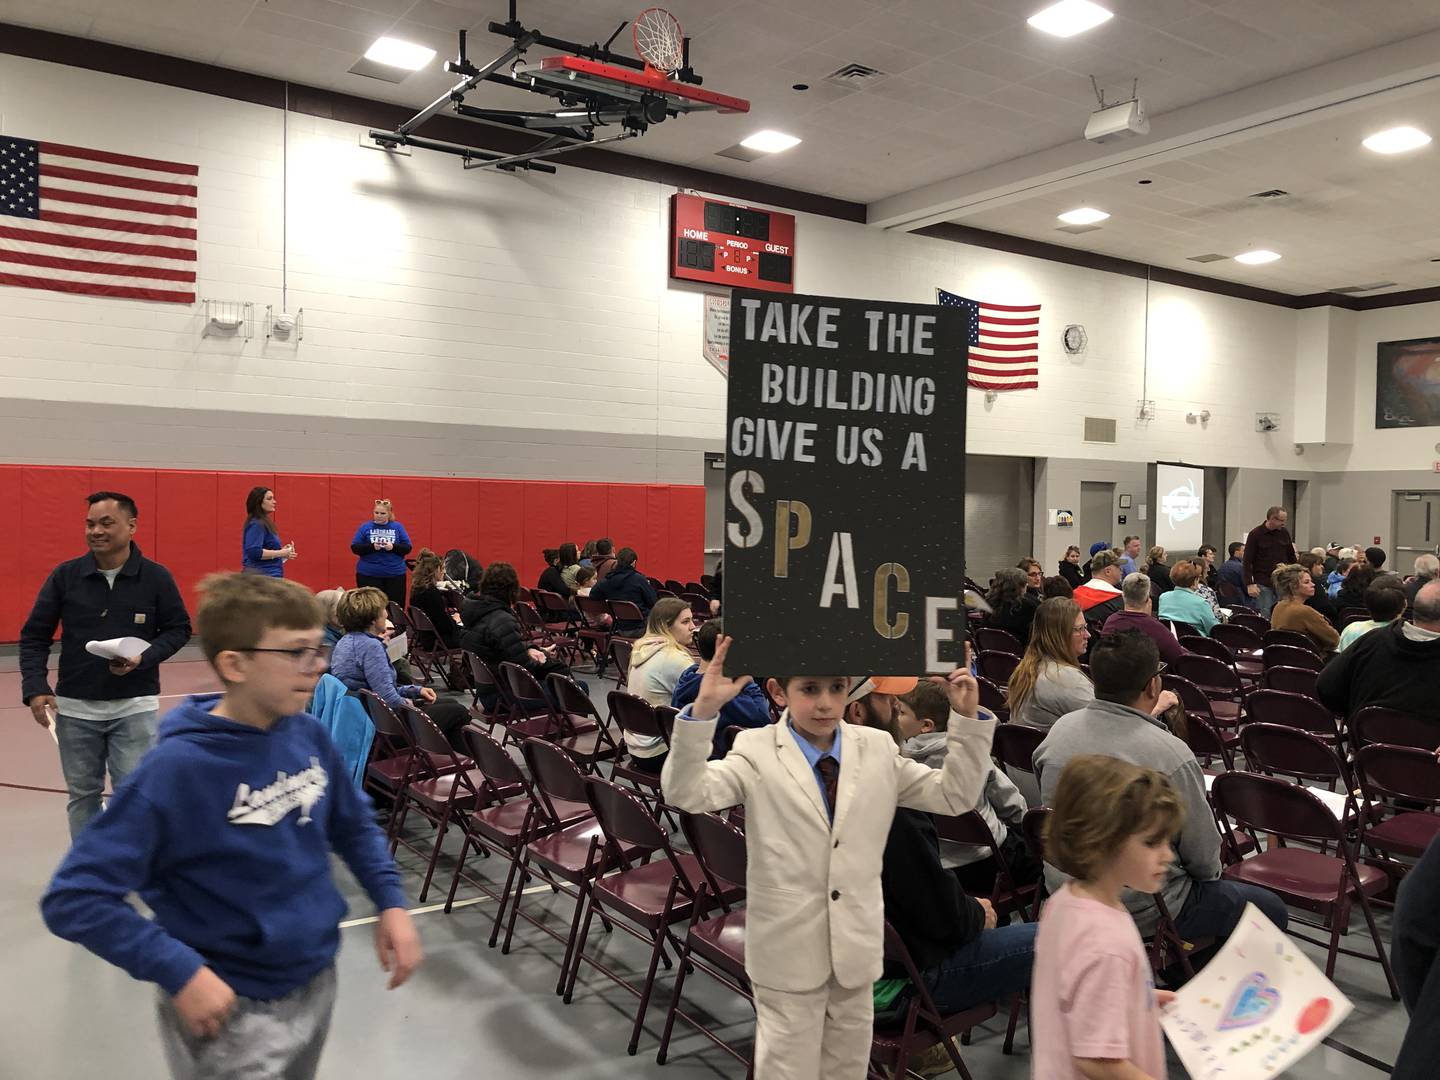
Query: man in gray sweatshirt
1033 630 1288 944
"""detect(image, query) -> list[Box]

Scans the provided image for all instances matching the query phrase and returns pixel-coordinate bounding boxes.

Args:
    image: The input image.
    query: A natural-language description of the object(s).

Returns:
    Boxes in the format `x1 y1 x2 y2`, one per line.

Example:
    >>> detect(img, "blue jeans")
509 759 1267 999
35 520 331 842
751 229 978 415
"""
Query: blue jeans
1255 586 1277 619
56 709 159 839
921 922 1038 1014
1174 878 1289 943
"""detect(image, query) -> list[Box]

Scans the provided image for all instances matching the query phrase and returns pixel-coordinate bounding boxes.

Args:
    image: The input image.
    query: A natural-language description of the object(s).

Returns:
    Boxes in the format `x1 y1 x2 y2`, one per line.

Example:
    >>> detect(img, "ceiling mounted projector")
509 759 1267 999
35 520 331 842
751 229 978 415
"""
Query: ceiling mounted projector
1085 98 1148 143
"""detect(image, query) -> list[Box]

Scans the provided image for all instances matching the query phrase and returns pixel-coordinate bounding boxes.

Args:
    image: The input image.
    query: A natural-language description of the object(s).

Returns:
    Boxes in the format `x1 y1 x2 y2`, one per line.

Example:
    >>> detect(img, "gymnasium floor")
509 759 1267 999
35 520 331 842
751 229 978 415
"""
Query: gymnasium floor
0 652 1409 1078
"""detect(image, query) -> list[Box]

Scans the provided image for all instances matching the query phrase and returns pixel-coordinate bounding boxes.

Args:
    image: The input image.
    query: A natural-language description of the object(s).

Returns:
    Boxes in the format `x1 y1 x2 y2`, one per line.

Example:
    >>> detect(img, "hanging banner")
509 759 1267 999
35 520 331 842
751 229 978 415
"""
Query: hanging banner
722 289 969 676
703 292 730 376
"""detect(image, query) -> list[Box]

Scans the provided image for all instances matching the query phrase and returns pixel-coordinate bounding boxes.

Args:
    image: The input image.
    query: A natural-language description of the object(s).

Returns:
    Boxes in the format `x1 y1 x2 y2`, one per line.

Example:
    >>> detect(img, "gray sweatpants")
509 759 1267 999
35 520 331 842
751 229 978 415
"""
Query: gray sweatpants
156 967 336 1080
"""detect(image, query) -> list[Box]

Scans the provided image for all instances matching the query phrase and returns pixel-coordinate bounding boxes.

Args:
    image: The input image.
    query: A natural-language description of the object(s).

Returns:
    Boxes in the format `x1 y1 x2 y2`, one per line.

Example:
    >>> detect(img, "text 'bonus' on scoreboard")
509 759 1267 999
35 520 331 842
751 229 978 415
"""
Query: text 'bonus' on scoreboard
669 193 796 294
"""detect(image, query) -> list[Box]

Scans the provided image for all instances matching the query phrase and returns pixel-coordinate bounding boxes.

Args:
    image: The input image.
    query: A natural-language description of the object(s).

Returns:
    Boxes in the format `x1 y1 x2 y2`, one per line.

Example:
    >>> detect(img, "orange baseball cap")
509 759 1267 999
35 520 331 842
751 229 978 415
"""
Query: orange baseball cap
847 675 919 703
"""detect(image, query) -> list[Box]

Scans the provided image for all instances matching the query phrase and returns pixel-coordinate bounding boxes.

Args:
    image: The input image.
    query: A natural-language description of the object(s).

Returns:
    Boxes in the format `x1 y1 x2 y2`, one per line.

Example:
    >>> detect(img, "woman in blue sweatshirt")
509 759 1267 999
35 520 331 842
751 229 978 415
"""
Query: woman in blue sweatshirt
241 486 293 577
351 498 412 605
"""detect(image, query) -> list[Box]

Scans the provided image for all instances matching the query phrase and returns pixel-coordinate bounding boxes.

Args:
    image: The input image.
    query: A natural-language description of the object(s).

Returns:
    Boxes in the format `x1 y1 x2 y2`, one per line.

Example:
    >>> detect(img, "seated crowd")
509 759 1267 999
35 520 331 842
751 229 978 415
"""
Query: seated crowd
36 502 1440 1080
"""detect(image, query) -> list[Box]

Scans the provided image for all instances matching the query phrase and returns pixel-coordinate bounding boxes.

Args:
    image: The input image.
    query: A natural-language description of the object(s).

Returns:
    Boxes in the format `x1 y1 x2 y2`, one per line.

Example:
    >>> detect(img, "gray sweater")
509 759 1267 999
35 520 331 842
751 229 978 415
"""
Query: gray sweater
1011 662 1094 731
1033 698 1220 933
903 729 1027 868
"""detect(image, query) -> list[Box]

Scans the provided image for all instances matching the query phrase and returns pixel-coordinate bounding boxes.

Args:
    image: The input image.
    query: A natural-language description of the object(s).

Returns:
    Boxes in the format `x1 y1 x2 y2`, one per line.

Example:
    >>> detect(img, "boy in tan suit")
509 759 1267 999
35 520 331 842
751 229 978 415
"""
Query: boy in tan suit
661 638 997 1079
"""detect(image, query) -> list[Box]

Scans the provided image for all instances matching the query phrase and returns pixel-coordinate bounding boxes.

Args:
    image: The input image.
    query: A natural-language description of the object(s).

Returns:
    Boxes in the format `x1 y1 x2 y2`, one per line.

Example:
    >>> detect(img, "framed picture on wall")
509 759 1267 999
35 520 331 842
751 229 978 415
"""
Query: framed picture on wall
1119 494 1132 508
1376 336 1440 429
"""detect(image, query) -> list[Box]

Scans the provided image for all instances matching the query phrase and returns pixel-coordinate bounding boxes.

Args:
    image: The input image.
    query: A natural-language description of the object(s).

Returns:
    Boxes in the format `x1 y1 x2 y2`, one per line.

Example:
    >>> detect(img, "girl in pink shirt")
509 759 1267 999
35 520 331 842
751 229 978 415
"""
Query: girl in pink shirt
1032 755 1183 1080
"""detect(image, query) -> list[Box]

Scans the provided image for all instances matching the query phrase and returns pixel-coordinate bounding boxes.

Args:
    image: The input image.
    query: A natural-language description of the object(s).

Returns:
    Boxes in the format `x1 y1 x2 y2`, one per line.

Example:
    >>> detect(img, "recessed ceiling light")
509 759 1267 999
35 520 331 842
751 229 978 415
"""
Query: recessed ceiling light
1057 207 1109 225
1362 125 1431 154
739 130 802 153
1234 249 1281 265
364 37 436 71
1027 0 1114 38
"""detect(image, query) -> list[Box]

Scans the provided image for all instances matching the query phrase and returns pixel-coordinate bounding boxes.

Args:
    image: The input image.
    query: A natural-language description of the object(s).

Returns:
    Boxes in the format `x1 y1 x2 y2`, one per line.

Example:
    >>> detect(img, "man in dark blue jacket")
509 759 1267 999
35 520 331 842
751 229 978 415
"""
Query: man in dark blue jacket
20 491 191 838
588 546 657 635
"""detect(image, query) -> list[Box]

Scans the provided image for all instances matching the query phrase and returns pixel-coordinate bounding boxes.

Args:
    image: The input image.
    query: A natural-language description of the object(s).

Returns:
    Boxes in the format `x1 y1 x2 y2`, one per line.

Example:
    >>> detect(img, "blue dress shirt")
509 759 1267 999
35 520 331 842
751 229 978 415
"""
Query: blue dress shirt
788 722 841 821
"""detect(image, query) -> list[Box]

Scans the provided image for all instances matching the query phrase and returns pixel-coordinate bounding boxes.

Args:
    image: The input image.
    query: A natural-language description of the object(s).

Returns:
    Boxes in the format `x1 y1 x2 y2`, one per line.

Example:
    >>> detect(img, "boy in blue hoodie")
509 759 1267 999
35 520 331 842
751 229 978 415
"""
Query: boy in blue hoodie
41 573 421 1080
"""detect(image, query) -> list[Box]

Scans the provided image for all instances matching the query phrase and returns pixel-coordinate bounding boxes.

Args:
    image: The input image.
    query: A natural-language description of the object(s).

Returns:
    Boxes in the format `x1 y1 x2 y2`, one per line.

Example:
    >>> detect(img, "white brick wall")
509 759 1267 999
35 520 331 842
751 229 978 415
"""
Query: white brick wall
0 52 1330 506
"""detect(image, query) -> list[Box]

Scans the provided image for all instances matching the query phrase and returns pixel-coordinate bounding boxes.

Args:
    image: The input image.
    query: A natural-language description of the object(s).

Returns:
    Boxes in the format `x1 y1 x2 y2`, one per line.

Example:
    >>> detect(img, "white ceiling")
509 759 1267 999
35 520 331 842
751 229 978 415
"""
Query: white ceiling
5 0 1440 295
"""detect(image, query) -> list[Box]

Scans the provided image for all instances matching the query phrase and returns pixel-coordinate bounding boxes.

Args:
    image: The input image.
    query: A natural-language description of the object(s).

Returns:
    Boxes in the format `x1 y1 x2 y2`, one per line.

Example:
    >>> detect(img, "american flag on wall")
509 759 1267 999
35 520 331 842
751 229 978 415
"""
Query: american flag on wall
937 288 1041 391
0 136 197 304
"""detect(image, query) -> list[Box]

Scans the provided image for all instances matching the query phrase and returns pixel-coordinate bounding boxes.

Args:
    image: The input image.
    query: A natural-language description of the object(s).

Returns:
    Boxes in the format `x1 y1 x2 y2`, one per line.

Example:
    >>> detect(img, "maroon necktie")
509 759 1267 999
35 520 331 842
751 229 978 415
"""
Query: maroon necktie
816 755 839 822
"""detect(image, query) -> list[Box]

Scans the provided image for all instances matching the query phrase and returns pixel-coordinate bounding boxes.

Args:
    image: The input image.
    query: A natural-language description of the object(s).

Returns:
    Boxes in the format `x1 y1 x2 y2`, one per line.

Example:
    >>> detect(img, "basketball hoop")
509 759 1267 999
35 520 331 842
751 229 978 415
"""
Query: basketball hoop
633 7 684 76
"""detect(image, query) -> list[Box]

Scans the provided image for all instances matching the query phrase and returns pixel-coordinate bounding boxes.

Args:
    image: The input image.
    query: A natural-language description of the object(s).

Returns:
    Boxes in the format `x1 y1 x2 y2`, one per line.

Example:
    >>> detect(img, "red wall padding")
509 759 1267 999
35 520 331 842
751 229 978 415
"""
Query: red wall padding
0 467 705 642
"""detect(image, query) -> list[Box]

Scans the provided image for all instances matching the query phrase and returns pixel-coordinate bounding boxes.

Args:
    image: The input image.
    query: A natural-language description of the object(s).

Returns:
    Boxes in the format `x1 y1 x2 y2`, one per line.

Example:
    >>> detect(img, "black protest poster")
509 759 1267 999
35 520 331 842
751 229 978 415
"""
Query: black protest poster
722 289 969 678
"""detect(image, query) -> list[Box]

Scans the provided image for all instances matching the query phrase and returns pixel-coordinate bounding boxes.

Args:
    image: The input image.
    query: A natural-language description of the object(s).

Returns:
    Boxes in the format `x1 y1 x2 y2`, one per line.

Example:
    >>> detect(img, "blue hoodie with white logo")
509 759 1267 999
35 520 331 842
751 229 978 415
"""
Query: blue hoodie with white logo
41 694 407 1001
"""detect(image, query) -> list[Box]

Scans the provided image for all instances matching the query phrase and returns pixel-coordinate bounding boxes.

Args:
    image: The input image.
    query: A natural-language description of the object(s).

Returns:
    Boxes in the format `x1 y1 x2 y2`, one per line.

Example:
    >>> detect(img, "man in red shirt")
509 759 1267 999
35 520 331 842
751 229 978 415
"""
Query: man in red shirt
1242 506 1297 618
1073 550 1124 623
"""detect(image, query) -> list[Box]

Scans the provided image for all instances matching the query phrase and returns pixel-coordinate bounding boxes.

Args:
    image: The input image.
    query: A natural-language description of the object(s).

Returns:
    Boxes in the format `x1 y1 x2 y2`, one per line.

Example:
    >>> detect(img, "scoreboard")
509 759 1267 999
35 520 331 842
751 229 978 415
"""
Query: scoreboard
669 193 795 293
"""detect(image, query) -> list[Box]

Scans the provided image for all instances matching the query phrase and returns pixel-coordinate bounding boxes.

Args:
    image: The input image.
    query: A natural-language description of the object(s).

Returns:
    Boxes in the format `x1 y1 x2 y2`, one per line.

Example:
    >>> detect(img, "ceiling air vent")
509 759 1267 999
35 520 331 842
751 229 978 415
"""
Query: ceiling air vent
1083 416 1117 444
1187 253 1228 263
1330 281 1398 293
824 63 888 90
1249 189 1290 200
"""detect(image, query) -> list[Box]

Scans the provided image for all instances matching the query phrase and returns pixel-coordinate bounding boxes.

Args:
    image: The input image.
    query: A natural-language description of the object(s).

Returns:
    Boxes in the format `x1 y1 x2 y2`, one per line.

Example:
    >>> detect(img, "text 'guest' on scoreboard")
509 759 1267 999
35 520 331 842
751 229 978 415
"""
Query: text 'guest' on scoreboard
669 193 795 294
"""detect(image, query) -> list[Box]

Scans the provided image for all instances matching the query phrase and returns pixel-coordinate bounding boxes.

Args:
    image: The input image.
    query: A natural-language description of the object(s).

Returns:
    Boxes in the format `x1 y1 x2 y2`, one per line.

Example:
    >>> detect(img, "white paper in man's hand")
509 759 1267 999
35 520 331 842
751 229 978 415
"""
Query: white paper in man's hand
86 637 151 660
1160 903 1352 1079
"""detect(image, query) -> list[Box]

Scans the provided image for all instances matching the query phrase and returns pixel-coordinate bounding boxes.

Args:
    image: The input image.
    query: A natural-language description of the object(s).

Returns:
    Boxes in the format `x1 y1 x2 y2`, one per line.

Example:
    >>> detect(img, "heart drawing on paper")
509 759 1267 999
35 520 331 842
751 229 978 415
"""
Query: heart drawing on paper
1218 972 1281 1031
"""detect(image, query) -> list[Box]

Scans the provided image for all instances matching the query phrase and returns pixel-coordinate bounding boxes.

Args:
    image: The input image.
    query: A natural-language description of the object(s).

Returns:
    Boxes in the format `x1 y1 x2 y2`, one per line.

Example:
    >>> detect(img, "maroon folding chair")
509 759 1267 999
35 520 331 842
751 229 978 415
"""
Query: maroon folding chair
518 586 536 605
1164 672 1237 752
610 599 646 639
547 672 622 770
680 592 712 625
1263 643 1323 672
442 725 543 921
657 813 752 1070
507 739 626 984
607 690 672 809
1228 609 1270 635
533 589 583 663
974 626 1023 656
1261 665 1319 698
976 675 1009 724
609 636 634 691
1245 689 1342 747
1338 606 1370 626
1354 743 1440 886
1239 723 1355 806
664 578 686 595
1170 654 1245 729
869 922 1005 1080
360 691 424 839
575 595 615 673
565 777 711 1055
1181 710 1236 772
396 705 506 904
505 663 616 771
406 605 466 690
1352 707 1440 752
464 652 507 726
385 602 424 678
1210 771 1398 997
992 723 1045 779
1211 621 1265 658
976 650 1020 687
684 581 710 598
1020 806 1051 913
1172 619 1205 640
933 809 1039 922
490 660 557 746
1185 635 1260 683
1263 628 1319 653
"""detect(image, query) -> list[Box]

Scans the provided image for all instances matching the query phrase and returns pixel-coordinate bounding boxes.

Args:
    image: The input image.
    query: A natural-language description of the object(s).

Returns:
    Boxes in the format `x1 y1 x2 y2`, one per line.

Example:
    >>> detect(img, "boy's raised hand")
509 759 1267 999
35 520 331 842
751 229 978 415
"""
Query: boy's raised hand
375 907 422 989
173 966 236 1039
927 642 980 718
691 636 754 722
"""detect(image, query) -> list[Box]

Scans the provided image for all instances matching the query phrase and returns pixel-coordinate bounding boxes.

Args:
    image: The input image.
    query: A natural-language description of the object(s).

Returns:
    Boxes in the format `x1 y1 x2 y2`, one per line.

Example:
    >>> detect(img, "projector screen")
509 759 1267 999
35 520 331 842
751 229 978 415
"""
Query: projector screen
1155 463 1205 553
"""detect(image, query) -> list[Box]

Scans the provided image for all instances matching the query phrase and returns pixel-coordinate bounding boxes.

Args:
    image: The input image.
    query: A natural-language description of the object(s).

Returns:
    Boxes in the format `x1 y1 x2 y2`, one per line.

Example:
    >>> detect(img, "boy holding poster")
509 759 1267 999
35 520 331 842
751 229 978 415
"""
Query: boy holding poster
661 637 996 1080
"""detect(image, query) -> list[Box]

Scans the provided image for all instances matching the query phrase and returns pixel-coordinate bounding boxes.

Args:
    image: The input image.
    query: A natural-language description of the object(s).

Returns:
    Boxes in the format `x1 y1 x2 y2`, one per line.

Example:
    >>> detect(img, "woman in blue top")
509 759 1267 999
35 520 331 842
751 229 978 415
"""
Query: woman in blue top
241 486 294 576
1157 559 1218 635
351 499 412 605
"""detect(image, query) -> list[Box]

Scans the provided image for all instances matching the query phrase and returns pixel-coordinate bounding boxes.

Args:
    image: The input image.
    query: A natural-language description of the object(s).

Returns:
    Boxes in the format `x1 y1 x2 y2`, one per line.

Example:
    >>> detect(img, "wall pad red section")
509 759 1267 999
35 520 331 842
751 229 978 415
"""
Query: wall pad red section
0 467 704 642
